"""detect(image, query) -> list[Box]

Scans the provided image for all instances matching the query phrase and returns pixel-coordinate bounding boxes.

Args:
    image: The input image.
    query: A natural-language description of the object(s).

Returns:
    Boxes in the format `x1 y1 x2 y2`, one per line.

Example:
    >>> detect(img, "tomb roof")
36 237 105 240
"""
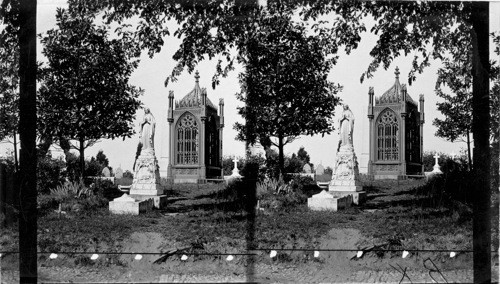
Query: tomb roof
177 71 216 110
376 67 417 106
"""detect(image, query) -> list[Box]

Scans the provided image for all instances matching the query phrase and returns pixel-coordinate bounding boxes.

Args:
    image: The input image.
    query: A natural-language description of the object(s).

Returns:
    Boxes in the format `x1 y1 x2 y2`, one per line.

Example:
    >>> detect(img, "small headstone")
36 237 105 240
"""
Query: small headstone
315 164 325 175
102 167 111 177
303 163 312 174
231 157 241 177
432 154 442 174
115 167 124 179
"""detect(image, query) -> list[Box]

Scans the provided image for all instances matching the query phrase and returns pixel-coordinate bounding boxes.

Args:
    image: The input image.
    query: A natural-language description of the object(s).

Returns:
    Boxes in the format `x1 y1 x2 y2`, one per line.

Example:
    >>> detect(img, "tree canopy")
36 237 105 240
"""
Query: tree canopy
233 12 340 173
38 7 142 177
433 32 500 169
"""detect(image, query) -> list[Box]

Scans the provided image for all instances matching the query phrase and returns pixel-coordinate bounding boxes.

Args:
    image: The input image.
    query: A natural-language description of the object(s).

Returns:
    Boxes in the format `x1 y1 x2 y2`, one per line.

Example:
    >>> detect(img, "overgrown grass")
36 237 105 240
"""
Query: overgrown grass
2 178 487 269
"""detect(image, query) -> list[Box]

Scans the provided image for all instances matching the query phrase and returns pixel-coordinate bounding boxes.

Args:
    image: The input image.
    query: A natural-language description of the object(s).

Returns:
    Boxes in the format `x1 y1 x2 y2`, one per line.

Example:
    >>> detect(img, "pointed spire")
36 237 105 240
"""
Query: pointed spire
195 70 200 84
395 67 400 80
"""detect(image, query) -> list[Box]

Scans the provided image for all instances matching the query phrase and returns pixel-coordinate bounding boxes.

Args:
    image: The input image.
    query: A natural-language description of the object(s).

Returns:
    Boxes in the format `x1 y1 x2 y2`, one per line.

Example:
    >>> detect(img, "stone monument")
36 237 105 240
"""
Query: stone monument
315 164 325 176
231 157 242 178
130 107 162 195
102 167 111 177
308 105 366 211
114 166 124 179
303 163 312 174
110 108 167 214
432 154 443 174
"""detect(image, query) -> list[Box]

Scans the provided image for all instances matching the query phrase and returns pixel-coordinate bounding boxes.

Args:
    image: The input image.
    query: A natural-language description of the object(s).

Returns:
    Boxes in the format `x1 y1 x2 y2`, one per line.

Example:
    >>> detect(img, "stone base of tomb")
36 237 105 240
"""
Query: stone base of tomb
329 191 366 205
328 179 364 192
109 194 153 215
129 152 163 196
130 194 168 209
307 190 353 212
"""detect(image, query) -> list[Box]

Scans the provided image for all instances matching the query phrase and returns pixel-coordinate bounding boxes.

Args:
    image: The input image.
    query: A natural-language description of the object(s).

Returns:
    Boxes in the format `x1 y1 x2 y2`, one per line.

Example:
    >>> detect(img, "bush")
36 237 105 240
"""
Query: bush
241 154 267 182
415 157 473 207
289 175 321 197
37 156 67 194
115 177 133 186
38 194 59 213
50 181 90 202
90 179 122 200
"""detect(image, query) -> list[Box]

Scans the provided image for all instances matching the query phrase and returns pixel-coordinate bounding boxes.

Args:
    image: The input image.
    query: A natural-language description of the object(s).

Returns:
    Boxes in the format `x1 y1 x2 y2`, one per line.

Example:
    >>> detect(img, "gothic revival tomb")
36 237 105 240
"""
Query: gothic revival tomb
367 68 425 179
167 71 224 183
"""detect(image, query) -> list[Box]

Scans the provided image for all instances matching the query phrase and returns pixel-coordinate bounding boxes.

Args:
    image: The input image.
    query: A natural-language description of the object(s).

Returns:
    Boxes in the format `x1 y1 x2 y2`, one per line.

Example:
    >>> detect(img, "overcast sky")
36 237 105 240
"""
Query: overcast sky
2 1 499 173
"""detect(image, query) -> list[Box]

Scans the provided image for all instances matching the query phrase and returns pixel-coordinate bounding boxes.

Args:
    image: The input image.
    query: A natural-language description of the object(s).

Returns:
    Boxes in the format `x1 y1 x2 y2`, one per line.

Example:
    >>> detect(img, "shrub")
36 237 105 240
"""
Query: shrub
257 175 290 196
123 170 134 179
37 156 67 194
90 179 122 200
115 177 133 186
50 181 90 202
241 154 267 182
38 194 59 213
414 157 472 208
289 175 321 197
222 156 237 176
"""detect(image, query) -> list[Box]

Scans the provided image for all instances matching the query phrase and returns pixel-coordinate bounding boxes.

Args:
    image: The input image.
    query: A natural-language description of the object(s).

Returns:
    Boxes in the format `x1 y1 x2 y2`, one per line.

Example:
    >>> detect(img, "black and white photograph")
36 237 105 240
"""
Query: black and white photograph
0 0 499 283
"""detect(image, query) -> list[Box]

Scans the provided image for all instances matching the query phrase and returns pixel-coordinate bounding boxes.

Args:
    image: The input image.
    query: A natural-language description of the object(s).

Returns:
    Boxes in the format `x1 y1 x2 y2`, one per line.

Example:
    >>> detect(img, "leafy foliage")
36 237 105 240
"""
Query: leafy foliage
433 32 500 167
90 179 122 201
123 170 133 179
0 0 19 142
234 13 340 174
38 7 142 176
37 156 66 194
50 181 90 202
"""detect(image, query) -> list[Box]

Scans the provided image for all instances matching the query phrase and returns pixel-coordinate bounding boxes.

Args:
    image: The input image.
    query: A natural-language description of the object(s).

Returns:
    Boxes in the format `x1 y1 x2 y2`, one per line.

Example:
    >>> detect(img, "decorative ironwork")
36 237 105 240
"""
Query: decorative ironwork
176 113 199 164
377 109 399 161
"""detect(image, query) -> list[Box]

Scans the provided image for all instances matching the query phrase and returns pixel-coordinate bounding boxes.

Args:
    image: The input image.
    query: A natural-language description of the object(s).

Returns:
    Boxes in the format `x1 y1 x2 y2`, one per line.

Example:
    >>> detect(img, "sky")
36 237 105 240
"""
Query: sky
2 1 499 174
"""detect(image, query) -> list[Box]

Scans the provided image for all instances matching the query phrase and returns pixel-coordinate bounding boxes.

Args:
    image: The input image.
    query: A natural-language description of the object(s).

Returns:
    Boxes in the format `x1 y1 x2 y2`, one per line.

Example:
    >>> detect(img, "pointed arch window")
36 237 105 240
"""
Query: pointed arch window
176 113 199 164
377 109 399 161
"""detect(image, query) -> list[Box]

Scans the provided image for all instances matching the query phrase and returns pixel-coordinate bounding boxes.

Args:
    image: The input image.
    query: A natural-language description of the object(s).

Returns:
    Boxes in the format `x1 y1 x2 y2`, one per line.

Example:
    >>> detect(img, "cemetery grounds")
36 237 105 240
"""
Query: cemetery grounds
0 178 499 283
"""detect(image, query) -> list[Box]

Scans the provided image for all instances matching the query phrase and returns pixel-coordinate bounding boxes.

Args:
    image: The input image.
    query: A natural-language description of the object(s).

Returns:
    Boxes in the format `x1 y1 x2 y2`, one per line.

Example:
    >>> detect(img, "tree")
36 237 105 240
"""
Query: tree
234 13 341 174
433 33 500 171
0 1 20 171
433 45 474 169
95 150 109 168
38 7 142 179
1 0 40 281
297 147 311 165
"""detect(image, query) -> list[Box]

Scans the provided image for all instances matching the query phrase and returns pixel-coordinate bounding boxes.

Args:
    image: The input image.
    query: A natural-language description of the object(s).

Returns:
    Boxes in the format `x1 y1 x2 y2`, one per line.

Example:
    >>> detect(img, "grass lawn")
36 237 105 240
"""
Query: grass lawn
1 178 497 278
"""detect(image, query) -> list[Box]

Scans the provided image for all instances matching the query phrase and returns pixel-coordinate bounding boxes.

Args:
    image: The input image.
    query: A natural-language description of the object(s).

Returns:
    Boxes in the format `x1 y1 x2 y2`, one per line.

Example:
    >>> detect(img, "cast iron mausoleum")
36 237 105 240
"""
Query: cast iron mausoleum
367 68 425 179
167 71 224 183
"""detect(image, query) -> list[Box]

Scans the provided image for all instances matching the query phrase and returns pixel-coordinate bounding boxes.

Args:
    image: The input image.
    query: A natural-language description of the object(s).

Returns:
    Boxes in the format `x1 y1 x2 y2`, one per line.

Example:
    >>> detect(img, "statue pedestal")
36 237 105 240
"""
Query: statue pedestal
129 152 163 196
110 151 167 214
308 145 365 211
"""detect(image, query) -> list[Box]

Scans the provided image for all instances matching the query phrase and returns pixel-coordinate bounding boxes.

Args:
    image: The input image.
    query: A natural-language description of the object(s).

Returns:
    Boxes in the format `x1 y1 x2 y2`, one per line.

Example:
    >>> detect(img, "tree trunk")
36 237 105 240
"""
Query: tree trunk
466 129 473 171
18 0 37 282
278 134 284 176
79 137 85 180
470 2 491 283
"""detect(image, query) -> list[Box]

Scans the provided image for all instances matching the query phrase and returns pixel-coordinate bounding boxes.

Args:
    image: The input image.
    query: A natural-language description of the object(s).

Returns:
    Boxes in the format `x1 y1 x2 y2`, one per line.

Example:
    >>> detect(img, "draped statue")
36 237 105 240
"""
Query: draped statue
337 105 354 151
139 108 156 154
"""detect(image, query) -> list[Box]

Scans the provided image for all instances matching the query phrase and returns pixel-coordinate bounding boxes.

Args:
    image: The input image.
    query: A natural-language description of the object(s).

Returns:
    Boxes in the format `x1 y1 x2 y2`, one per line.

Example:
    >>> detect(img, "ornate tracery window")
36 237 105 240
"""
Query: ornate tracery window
377 109 399 161
176 113 199 164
